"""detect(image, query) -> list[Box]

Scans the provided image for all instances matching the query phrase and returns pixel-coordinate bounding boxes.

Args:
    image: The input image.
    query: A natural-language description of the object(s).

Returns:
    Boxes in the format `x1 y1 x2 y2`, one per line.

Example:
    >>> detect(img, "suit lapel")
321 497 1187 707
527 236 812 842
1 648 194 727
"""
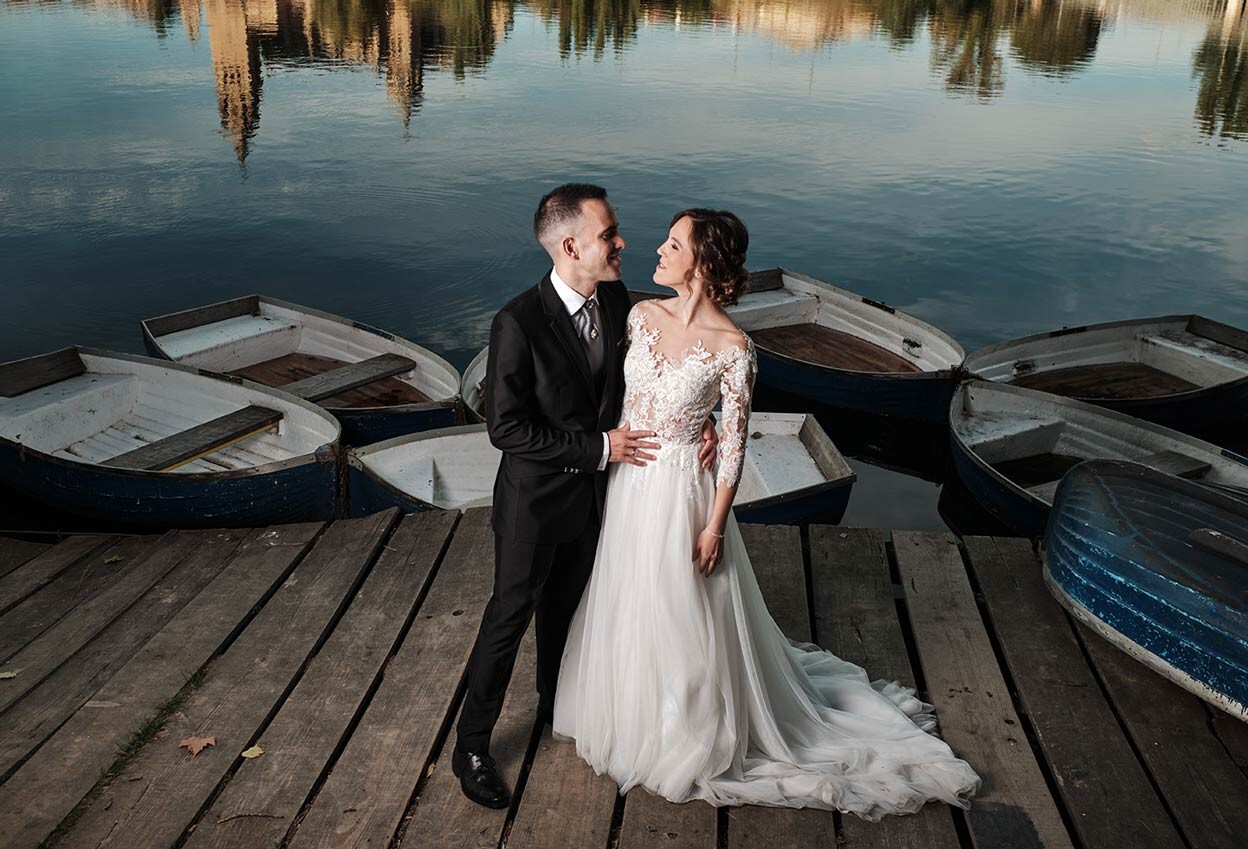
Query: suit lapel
539 274 596 399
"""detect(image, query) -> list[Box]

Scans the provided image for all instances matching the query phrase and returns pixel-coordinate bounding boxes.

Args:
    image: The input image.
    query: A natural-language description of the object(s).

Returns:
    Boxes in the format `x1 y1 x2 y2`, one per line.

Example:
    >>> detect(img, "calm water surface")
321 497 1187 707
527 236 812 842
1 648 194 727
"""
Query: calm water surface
3 0 1247 530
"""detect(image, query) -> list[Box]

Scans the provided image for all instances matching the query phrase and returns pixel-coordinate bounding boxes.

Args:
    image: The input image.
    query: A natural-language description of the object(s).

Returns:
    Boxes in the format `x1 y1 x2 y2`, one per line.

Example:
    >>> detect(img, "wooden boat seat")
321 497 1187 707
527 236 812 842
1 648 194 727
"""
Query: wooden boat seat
1027 450 1214 505
964 416 1064 462
156 315 301 362
1010 363 1198 399
1141 330 1248 377
1136 450 1212 480
281 353 417 403
102 405 283 472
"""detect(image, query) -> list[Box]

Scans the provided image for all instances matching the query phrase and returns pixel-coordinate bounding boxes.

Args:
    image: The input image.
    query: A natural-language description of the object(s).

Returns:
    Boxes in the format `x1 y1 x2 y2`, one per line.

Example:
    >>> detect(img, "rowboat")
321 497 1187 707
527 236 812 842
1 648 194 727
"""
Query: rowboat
1044 460 1248 720
347 412 856 525
727 269 966 423
950 380 1248 536
461 346 489 424
142 296 462 444
963 315 1248 434
0 348 341 528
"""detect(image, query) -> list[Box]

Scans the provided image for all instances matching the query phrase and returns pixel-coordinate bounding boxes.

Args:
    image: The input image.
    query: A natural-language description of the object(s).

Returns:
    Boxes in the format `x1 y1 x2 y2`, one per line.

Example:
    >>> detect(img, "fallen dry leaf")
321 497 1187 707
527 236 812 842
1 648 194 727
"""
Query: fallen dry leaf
240 745 264 759
103 554 124 564
179 736 217 757
0 670 20 680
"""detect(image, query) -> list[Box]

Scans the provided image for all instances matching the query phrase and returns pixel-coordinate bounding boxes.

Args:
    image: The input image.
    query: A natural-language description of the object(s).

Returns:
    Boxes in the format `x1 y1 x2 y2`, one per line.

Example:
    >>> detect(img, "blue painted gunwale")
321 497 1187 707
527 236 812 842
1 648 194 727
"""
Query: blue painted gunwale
141 295 464 446
1043 460 1248 720
0 348 342 530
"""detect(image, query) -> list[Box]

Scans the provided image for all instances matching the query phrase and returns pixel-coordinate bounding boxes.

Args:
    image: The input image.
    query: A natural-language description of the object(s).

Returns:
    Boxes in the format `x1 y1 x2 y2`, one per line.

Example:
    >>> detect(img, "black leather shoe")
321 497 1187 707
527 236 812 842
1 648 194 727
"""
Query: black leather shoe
451 748 510 809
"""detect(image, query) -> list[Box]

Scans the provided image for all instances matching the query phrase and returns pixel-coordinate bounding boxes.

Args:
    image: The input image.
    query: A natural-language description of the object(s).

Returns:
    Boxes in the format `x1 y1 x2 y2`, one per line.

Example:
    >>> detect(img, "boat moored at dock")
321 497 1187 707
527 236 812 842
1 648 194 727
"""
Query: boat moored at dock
142 296 462 444
727 269 966 423
963 315 1248 435
1044 460 1248 720
0 347 342 529
950 380 1248 536
346 412 856 525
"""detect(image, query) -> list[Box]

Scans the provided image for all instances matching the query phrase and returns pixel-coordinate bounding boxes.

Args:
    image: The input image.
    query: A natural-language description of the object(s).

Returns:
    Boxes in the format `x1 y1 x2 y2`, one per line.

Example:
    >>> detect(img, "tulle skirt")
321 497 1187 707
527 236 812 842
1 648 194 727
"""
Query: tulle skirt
552 443 982 820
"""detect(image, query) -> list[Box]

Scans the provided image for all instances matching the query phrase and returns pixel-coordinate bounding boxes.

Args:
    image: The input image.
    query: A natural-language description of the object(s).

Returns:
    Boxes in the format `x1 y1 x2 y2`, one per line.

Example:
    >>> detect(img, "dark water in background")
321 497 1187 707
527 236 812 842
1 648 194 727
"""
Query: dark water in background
2 0 1247 533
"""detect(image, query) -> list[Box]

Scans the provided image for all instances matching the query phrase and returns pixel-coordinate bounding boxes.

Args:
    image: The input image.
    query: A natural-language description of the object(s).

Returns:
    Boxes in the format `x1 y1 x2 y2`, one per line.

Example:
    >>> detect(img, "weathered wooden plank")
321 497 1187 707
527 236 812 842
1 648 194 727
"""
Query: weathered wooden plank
0 532 206 714
54 512 398 849
182 511 458 849
101 404 282 472
0 534 110 614
726 524 837 849
0 521 323 849
963 536 1184 849
893 531 1074 849
285 507 496 849
0 348 85 397
283 353 416 402
398 629 539 849
810 527 961 849
505 725 618 849
1209 707 1248 777
0 535 158 665
143 295 259 339
1134 449 1212 479
0 537 52 580
1077 621 1248 849
0 530 247 779
619 787 716 849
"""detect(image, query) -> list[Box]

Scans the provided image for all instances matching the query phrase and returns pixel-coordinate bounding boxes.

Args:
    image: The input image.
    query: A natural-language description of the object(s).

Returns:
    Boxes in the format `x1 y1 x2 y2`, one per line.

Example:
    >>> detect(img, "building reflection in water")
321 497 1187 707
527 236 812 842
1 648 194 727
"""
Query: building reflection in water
46 0 1248 158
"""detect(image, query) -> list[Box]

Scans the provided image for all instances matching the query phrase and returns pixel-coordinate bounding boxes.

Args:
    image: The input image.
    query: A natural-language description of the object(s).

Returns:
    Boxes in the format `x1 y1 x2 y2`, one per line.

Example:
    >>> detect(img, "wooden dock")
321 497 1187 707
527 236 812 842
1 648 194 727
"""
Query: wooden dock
0 509 1245 849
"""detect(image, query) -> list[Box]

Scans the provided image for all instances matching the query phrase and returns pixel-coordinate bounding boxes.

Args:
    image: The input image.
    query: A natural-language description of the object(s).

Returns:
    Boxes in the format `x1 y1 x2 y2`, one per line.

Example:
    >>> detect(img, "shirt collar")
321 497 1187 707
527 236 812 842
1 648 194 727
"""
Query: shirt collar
549 267 596 316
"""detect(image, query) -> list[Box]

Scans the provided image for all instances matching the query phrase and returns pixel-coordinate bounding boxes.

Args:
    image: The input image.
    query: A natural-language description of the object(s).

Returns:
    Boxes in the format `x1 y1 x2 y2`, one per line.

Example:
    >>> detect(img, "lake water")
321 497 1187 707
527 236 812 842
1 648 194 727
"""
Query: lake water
2 0 1247 531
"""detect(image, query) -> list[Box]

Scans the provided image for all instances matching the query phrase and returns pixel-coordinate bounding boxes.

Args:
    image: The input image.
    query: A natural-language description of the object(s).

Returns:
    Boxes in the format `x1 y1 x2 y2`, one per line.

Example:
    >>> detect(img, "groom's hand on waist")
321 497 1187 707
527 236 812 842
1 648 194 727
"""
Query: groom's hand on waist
608 422 658 466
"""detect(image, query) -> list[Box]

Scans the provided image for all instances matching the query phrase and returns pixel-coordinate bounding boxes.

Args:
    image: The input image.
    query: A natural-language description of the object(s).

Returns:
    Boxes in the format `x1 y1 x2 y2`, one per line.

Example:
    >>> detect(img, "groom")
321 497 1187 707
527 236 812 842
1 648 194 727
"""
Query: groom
451 184 713 808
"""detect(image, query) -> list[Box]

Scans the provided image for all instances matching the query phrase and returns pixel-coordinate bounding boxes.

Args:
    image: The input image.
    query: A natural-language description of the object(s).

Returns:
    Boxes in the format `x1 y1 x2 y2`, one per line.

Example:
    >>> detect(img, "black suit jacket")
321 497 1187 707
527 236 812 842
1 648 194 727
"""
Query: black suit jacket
487 274 630 543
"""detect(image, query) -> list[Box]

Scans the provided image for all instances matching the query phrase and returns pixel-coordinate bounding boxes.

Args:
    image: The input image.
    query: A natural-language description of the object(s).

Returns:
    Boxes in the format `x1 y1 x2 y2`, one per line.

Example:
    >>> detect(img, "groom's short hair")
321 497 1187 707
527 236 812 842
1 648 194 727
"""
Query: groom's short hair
534 183 608 249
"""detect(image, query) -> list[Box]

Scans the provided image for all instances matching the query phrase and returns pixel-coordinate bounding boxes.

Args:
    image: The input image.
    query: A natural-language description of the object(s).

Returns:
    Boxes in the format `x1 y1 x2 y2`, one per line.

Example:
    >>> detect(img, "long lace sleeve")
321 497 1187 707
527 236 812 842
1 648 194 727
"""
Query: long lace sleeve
716 338 756 488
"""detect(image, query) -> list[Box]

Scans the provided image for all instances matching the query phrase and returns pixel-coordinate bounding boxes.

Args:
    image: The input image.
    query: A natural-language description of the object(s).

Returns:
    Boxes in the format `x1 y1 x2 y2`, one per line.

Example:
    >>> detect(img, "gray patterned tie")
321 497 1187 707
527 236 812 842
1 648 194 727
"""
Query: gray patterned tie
576 298 605 381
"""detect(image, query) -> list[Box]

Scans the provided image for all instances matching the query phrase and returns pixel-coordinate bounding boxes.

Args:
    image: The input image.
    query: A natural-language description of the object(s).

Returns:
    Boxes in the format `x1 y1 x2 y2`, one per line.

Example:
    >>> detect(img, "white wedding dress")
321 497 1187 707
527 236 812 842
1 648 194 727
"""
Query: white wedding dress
553 304 981 820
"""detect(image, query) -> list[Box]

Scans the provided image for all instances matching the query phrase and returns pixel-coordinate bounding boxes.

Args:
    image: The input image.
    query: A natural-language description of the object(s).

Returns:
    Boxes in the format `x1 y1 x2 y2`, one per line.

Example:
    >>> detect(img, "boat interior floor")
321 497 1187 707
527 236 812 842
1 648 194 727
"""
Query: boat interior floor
749 323 923 374
992 453 1087 491
231 353 432 409
1009 362 1198 399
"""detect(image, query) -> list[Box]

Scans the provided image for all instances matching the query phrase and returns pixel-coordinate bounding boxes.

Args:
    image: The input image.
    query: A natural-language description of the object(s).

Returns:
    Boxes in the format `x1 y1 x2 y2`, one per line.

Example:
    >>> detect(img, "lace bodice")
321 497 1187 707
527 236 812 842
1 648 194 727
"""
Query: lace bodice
621 303 756 487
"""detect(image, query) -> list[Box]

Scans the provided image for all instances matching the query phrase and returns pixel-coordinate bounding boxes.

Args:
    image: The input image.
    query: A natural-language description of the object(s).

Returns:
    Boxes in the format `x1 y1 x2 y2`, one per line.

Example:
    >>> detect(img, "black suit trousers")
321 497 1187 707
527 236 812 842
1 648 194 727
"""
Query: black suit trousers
455 514 600 753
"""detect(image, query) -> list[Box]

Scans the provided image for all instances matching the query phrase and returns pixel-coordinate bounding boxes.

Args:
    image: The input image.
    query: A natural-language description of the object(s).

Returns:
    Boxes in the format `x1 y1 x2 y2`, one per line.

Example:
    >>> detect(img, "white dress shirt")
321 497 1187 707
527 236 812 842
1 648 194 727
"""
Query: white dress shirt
550 268 611 471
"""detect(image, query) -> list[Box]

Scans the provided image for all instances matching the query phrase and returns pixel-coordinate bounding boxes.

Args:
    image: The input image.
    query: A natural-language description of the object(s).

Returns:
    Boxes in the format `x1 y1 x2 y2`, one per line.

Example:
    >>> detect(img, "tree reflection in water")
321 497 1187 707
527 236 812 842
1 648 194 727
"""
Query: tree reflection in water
1193 2 1248 140
21 0 1244 154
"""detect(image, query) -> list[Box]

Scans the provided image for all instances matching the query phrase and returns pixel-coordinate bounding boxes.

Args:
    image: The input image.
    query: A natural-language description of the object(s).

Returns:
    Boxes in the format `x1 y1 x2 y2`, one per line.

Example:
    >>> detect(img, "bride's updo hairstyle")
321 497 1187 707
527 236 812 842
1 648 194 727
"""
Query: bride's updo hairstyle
673 208 750 307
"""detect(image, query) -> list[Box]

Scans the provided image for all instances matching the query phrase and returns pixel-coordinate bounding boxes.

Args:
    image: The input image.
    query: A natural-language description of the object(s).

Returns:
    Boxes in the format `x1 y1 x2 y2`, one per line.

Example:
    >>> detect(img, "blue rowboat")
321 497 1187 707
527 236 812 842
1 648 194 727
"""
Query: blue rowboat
460 346 489 424
949 380 1248 536
346 413 855 526
963 315 1248 436
1044 460 1248 720
0 348 342 529
727 269 965 424
142 295 463 445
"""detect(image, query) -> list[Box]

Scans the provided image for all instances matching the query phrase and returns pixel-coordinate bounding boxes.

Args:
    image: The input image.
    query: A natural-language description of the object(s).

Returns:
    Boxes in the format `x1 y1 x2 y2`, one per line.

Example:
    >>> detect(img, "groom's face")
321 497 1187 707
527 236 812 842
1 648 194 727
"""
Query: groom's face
574 199 625 282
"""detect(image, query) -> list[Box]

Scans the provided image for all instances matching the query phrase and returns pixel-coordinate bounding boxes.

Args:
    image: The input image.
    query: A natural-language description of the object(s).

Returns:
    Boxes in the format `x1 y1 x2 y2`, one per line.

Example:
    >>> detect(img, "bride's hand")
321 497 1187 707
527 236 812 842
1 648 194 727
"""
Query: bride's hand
692 528 724 576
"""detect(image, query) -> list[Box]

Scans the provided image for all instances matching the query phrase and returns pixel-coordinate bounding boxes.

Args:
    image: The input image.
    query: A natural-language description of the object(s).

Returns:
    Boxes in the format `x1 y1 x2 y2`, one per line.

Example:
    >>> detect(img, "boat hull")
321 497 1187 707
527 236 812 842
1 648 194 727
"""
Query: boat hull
1043 461 1248 720
948 428 1047 537
755 348 957 424
346 461 435 518
735 480 853 526
0 441 339 530
333 404 460 446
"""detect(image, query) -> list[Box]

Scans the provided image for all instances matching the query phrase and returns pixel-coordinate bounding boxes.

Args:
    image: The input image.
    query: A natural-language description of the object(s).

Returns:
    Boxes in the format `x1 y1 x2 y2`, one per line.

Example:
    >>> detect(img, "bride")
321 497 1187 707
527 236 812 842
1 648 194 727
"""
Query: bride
552 209 982 819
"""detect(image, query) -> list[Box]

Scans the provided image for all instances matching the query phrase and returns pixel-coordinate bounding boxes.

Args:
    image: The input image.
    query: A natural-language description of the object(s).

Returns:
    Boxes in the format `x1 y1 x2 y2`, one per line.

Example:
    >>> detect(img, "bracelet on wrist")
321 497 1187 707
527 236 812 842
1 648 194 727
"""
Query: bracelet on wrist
705 528 724 539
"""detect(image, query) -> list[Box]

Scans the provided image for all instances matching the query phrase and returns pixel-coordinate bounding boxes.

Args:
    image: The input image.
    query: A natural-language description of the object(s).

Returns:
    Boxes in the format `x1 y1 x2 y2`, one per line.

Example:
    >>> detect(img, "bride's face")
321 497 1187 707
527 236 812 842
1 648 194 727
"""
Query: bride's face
653 216 697 290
